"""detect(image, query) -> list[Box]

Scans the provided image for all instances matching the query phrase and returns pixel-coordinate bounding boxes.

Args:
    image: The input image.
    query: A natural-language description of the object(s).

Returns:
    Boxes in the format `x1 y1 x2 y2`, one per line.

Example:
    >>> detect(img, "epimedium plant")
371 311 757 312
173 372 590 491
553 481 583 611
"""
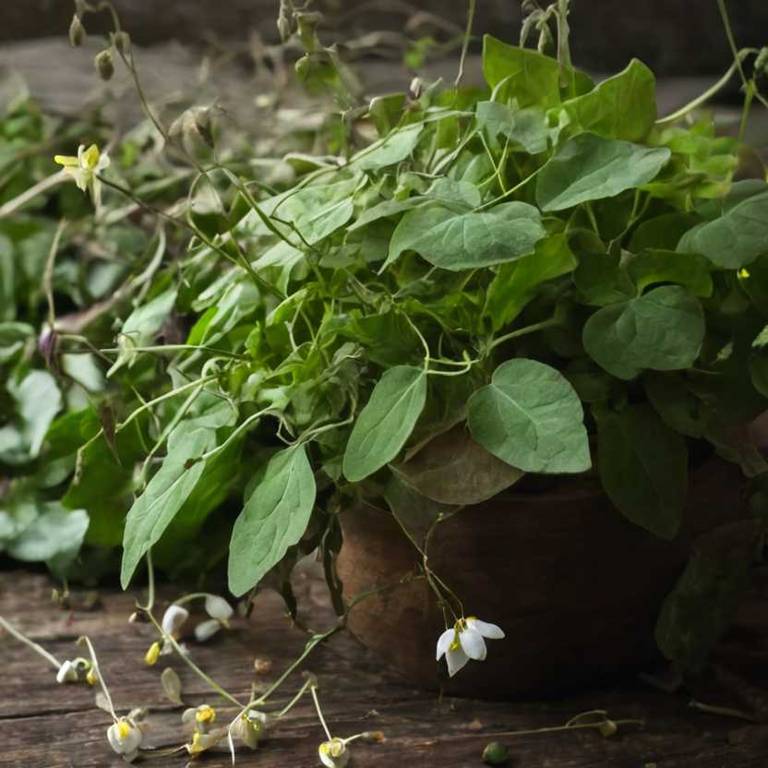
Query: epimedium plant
3 0 768 683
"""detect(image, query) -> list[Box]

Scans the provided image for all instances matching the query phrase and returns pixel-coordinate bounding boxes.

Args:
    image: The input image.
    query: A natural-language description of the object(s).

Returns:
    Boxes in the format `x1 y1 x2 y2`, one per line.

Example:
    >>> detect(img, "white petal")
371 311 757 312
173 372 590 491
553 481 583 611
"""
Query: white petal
97 152 111 172
107 724 122 753
435 628 454 661
467 618 505 640
161 604 189 636
122 726 143 753
56 660 78 683
459 626 487 660
445 646 469 677
204 594 234 622
194 619 221 643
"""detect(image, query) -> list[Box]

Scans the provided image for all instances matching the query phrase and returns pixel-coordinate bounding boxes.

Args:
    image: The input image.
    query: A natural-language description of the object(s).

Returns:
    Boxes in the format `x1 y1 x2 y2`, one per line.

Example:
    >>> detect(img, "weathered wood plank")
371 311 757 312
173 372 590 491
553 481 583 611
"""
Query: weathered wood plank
1 567 768 768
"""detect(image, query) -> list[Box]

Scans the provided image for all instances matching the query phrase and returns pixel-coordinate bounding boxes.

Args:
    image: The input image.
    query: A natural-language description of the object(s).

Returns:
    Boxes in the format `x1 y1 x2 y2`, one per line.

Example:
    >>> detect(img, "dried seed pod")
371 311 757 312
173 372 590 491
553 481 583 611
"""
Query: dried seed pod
69 14 86 47
95 49 115 81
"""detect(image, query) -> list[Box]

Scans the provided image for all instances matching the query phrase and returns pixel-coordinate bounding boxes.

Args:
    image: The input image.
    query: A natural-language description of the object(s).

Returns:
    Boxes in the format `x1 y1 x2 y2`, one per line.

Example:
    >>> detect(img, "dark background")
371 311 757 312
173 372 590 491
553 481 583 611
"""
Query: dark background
2 0 767 76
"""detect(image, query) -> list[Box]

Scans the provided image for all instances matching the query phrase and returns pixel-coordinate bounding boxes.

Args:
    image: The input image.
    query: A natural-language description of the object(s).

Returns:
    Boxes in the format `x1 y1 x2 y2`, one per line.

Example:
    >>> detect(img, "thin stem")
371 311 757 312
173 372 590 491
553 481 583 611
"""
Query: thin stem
79 636 118 722
0 170 66 219
486 313 562 354
655 49 757 126
276 677 313 718
454 0 477 88
0 616 63 670
145 612 243 707
137 550 155 612
310 685 333 741
44 219 67 329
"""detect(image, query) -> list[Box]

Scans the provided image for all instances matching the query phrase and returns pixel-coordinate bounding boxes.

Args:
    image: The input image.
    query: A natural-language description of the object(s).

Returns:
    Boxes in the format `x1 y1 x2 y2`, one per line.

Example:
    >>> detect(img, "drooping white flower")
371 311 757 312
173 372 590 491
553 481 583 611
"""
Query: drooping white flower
233 709 270 749
56 660 79 684
194 594 234 642
318 737 350 768
107 717 143 762
182 703 218 734
435 617 505 677
53 143 110 206
161 604 189 637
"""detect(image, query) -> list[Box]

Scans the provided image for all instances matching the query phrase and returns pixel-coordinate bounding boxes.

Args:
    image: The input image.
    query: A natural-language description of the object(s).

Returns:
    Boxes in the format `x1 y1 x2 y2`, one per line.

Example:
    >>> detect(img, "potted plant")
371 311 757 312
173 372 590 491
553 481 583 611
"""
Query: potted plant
3 0 767 701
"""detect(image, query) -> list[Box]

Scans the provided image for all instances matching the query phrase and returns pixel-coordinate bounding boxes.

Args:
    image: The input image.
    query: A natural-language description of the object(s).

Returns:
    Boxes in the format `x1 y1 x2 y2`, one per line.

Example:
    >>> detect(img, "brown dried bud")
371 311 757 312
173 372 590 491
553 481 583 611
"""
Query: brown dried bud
253 657 273 675
95 48 114 81
68 14 86 47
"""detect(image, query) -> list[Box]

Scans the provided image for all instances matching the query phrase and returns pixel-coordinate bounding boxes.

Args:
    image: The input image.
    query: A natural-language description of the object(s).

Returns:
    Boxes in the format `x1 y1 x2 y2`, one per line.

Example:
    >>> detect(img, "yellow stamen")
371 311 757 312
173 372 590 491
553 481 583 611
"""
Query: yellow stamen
117 720 132 740
196 705 216 724
738 268 750 279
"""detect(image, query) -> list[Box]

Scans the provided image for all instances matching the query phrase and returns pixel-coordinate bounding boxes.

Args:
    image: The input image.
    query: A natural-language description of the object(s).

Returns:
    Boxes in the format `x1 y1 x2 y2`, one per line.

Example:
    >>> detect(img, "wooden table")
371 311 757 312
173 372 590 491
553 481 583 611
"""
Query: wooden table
2 566 768 768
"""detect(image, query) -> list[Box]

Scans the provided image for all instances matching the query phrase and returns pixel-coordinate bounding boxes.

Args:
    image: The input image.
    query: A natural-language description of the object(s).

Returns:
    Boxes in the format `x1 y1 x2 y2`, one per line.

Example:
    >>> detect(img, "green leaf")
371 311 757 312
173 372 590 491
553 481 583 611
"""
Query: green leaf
485 233 576 330
343 365 427 482
228 444 316 596
535 133 670 212
476 101 549 154
387 202 545 271
467 358 591 474
482 36 562 109
627 249 713 297
583 286 705 380
353 123 423 170
558 59 657 141
392 424 523 505
120 425 215 588
0 321 33 362
655 532 754 671
6 503 89 564
3 370 62 460
645 372 706 438
596 404 688 539
677 190 768 269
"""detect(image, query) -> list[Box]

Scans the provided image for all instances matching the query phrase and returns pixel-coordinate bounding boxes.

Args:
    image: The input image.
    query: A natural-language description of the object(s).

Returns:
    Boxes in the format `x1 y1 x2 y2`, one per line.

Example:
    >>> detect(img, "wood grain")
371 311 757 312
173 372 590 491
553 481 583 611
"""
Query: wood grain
2 565 768 768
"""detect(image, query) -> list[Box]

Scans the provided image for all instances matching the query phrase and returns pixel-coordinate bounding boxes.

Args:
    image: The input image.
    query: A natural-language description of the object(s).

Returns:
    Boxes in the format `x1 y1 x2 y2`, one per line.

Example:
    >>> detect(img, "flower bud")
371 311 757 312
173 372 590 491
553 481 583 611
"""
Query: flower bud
598 719 618 738
56 660 79 684
86 667 99 686
113 31 131 54
253 657 273 675
482 741 510 765
95 49 114 81
69 14 86 47
144 641 161 666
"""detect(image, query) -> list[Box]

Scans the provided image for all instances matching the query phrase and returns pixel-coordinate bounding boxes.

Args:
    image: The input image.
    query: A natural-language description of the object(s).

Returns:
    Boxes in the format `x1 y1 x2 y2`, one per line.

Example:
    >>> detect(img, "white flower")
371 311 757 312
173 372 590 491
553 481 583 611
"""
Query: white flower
318 737 349 768
194 594 234 642
107 717 143 762
182 703 218 734
56 660 79 684
233 709 270 749
435 617 505 677
53 143 110 206
161 604 189 637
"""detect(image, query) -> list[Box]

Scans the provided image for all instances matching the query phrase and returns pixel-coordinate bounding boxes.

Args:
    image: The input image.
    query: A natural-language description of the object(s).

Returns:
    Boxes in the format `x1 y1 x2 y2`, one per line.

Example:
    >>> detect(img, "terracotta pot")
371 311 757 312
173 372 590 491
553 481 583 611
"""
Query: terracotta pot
336 457 747 699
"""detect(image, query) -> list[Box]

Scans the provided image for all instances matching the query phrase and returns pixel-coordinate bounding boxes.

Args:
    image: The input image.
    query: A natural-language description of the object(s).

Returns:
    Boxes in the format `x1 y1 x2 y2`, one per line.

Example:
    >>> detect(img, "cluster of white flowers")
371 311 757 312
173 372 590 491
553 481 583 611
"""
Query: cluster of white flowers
56 656 98 686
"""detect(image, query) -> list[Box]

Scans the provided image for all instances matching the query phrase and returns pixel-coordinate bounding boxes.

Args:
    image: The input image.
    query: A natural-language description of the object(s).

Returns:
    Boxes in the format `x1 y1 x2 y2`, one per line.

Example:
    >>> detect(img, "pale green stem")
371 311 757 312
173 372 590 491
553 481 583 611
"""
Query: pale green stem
454 0 477 88
486 314 562 354
79 635 118 722
0 616 63 670
0 170 67 219
310 685 333 741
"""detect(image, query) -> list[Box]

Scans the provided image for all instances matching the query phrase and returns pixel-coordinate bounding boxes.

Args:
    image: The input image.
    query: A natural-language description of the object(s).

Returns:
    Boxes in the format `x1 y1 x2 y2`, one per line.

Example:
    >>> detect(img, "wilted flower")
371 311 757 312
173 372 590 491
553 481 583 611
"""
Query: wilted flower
233 709 270 749
182 704 217 734
194 595 233 642
107 717 143 762
56 657 93 684
436 617 505 677
56 660 79 684
318 737 349 768
161 604 189 637
53 144 110 206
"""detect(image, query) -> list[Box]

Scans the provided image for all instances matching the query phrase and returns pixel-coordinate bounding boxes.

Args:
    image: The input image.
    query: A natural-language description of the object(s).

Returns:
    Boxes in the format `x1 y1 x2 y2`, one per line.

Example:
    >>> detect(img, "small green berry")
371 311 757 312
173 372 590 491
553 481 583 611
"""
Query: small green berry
482 741 510 765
